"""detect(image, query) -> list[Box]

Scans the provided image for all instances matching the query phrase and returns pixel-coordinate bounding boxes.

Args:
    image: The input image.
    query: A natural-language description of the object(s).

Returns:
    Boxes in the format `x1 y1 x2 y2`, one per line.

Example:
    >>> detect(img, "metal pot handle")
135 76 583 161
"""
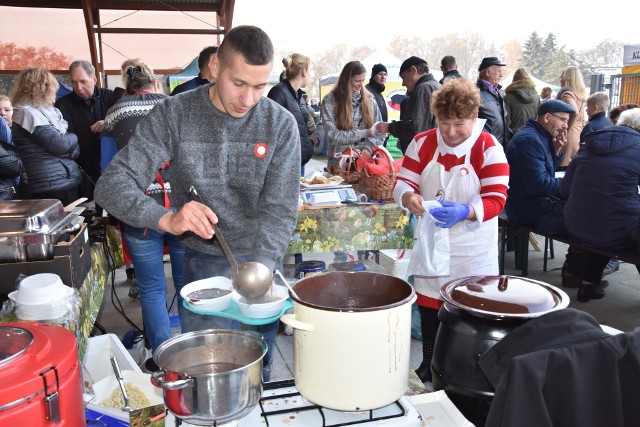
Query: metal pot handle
151 370 194 390
280 314 314 331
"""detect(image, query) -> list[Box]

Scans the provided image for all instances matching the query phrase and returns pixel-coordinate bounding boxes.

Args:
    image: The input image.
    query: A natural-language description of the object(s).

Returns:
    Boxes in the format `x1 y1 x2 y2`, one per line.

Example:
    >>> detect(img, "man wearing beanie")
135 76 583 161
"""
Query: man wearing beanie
505 99 575 228
366 63 389 122
378 56 441 153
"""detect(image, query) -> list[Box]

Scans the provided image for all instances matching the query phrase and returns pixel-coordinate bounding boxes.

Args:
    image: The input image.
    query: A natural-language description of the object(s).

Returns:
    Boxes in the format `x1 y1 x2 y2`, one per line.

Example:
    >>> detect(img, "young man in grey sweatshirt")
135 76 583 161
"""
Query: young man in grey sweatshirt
95 25 301 380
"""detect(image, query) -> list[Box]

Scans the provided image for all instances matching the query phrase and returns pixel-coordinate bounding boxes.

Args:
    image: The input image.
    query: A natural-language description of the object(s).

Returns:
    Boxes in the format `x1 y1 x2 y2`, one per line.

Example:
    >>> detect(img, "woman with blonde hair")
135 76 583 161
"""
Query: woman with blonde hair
267 53 314 172
321 60 384 168
504 67 540 135
556 66 588 167
100 59 183 370
11 67 81 204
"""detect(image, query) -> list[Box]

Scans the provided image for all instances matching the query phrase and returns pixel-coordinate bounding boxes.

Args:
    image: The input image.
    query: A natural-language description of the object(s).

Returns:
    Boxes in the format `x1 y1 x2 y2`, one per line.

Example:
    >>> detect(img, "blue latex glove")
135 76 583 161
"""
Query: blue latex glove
429 201 470 228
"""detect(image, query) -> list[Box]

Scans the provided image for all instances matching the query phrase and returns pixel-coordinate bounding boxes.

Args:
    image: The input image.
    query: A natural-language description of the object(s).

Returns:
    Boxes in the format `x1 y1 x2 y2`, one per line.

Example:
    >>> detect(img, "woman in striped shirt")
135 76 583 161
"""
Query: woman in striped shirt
393 77 509 384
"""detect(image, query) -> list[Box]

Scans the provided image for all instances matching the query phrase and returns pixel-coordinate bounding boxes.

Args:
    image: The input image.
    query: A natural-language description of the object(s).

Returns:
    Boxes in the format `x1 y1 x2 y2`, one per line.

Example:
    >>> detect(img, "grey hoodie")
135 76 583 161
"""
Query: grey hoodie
95 84 301 270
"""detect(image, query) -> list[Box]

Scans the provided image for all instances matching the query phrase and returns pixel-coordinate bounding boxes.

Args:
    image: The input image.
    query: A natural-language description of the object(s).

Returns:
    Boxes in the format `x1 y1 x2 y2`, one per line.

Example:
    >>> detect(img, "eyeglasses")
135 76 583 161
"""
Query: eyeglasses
549 112 569 123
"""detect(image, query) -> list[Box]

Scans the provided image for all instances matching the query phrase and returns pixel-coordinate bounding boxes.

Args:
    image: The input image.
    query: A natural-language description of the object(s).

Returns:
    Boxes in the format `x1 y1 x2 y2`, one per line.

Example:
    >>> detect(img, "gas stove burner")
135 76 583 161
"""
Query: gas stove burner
167 379 422 426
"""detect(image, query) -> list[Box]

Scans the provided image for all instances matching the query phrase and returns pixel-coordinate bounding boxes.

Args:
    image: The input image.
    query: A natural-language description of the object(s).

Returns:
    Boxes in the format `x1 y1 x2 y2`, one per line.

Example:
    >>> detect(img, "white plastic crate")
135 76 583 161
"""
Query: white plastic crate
379 249 411 280
82 333 141 384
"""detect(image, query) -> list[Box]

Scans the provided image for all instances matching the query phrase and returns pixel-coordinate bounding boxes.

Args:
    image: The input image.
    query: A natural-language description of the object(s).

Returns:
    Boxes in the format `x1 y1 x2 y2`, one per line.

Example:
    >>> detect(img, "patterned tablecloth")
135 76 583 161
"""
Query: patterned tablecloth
288 203 413 254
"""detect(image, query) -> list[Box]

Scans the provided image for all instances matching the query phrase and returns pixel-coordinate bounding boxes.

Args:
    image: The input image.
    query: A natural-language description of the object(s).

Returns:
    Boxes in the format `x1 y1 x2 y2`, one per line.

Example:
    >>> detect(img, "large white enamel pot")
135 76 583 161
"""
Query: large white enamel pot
280 271 416 411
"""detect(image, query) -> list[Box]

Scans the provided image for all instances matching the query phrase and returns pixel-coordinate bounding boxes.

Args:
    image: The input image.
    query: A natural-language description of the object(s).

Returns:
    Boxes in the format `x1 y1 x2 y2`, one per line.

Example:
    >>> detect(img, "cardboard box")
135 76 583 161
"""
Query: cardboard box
83 334 141 384
0 223 91 294
379 249 411 280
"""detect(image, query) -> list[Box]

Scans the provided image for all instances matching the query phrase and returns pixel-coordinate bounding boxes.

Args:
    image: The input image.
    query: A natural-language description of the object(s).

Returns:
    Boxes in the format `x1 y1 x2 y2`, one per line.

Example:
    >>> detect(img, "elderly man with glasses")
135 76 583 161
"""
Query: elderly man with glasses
504 99 575 227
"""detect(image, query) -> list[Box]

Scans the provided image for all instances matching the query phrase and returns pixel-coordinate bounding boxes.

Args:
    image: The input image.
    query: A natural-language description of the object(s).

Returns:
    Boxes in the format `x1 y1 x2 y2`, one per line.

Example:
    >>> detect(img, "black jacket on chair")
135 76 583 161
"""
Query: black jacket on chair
267 81 314 166
481 309 640 427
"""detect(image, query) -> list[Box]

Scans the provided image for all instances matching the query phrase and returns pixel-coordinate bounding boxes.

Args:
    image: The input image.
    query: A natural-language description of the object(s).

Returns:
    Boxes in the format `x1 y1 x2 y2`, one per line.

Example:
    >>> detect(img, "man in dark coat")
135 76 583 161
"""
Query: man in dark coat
365 63 388 122
55 60 112 203
439 55 462 84
559 108 640 300
170 46 218 95
381 56 441 153
505 99 575 226
477 57 512 146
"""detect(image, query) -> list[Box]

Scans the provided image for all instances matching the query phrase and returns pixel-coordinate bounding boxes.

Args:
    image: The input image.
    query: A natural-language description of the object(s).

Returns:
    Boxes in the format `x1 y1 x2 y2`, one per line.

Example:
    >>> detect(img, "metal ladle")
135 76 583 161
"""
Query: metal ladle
189 186 273 299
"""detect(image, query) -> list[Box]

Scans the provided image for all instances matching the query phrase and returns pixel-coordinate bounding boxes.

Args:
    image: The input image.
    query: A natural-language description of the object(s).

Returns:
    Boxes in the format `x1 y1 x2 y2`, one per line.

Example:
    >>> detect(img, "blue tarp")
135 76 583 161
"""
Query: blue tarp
56 79 72 100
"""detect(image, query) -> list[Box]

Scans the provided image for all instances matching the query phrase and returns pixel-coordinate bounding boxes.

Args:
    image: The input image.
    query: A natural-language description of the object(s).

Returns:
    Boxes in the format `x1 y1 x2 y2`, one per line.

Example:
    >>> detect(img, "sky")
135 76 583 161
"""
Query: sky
0 1 638 70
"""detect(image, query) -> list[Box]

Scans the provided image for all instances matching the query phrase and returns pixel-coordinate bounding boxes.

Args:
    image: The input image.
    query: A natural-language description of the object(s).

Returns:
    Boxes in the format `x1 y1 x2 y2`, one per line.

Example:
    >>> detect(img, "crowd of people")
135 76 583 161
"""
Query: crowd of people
2 24 639 390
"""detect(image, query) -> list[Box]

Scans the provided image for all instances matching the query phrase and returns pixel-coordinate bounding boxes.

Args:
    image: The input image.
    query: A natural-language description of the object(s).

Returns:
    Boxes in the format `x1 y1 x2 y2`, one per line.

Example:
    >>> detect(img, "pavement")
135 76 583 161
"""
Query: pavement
94 154 640 381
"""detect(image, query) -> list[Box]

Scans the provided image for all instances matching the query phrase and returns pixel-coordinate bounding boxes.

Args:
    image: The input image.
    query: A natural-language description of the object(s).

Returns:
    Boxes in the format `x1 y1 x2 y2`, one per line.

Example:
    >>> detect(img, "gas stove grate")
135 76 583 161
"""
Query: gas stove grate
257 379 408 427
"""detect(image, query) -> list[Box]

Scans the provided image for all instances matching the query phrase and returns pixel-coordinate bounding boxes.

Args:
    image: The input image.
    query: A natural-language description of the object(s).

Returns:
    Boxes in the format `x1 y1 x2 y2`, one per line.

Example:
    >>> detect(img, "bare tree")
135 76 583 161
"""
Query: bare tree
578 39 624 70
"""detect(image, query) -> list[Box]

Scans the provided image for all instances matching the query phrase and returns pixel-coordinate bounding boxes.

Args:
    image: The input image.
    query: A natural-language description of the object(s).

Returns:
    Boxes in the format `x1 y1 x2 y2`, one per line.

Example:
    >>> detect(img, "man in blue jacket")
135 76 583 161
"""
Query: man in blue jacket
170 46 218 95
505 99 575 226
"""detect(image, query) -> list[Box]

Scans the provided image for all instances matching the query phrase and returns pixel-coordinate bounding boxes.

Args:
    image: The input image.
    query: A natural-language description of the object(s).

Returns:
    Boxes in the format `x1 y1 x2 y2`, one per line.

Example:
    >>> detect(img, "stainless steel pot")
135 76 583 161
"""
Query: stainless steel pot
151 329 266 425
280 271 416 411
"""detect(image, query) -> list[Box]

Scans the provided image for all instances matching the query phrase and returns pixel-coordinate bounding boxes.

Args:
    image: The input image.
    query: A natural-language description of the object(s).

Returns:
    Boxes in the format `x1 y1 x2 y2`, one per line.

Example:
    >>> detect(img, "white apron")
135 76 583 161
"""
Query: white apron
412 139 499 300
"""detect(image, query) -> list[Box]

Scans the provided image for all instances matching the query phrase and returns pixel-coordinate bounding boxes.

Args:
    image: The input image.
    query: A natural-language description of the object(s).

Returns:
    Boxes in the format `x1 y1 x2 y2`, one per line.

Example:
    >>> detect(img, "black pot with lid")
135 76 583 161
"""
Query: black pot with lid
431 275 569 427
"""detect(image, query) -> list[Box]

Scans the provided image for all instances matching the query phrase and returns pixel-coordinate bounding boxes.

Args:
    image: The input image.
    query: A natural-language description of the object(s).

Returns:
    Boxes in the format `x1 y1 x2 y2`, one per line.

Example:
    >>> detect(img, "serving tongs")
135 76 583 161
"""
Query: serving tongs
110 354 132 412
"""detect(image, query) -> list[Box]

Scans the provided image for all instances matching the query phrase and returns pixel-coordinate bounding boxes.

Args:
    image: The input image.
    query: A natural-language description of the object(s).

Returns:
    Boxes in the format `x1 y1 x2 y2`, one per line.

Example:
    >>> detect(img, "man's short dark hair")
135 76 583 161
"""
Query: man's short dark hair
441 55 456 69
217 25 273 67
198 46 218 70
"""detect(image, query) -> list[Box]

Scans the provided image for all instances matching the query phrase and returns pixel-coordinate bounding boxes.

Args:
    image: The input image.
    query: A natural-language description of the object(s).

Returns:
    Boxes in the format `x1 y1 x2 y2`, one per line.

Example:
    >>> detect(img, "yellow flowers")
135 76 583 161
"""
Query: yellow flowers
299 217 318 233
396 214 409 229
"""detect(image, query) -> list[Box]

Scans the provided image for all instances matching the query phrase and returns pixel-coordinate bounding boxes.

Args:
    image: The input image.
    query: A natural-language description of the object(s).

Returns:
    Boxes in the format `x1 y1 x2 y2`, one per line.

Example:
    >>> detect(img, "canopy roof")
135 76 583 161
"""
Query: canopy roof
0 0 234 77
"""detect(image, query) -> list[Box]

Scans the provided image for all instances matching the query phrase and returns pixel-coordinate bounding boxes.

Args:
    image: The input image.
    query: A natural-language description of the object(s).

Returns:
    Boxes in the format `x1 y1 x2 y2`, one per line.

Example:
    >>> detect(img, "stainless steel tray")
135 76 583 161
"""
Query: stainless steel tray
0 199 66 234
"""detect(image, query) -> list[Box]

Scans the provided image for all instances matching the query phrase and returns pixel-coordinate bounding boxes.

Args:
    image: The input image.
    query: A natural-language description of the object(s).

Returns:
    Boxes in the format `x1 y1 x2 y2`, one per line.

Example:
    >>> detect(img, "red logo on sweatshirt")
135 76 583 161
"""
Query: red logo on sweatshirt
254 143 268 158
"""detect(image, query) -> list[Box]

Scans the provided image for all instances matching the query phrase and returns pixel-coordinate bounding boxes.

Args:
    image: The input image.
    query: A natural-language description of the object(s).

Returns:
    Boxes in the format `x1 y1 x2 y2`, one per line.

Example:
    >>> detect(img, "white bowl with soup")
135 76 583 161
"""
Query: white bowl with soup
180 276 234 311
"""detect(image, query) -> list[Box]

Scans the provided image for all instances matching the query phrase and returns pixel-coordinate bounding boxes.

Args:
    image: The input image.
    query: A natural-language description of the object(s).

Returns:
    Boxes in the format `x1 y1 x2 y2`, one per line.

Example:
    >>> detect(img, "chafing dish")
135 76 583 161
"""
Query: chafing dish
0 200 80 263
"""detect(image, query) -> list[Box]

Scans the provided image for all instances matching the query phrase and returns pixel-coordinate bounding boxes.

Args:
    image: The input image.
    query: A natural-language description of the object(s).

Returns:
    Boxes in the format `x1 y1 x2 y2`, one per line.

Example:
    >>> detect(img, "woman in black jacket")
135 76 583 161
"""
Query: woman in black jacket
11 67 81 205
267 53 314 174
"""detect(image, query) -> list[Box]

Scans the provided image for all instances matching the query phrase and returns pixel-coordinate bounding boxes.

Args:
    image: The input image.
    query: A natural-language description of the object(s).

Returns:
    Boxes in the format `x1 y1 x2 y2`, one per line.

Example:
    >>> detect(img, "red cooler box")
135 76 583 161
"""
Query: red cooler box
0 322 86 426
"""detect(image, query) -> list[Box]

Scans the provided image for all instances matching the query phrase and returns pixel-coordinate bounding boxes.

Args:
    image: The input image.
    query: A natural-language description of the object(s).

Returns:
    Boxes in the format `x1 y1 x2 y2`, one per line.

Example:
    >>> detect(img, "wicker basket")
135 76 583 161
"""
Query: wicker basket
329 146 363 184
362 146 396 200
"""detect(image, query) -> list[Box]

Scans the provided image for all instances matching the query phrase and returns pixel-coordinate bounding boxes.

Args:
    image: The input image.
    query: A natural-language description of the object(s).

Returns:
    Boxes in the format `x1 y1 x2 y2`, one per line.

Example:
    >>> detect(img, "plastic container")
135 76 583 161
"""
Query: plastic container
12 273 66 304
295 260 326 279
82 334 141 384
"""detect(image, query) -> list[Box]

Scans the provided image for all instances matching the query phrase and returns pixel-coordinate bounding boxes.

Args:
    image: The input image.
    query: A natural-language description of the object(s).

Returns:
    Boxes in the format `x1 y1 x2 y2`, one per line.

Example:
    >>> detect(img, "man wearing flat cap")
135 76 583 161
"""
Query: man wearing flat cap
379 56 441 153
366 63 389 122
477 57 512 146
505 99 575 228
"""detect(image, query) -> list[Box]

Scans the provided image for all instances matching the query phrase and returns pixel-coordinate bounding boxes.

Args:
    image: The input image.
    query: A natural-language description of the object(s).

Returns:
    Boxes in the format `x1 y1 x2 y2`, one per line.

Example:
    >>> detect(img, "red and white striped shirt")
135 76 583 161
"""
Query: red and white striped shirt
396 127 509 220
